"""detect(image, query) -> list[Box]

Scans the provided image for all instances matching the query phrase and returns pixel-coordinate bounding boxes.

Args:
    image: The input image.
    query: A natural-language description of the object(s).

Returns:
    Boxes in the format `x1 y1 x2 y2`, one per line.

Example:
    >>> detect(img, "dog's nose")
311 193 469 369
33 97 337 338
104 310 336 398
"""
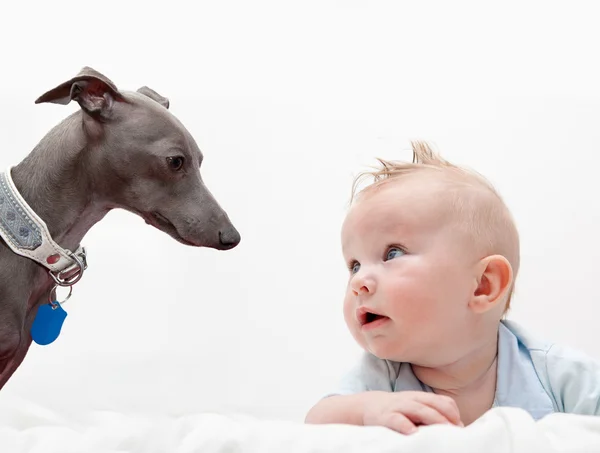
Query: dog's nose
219 225 241 249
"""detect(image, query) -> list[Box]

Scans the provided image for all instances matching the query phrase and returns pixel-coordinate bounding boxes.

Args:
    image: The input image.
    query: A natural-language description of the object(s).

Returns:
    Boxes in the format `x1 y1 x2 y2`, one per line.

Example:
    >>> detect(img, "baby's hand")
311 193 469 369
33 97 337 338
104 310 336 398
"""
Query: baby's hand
362 391 463 435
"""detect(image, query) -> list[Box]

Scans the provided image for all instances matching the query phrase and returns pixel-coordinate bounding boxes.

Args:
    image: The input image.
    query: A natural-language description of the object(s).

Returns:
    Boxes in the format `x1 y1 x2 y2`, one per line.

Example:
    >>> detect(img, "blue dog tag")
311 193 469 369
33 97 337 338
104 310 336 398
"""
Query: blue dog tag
31 303 68 346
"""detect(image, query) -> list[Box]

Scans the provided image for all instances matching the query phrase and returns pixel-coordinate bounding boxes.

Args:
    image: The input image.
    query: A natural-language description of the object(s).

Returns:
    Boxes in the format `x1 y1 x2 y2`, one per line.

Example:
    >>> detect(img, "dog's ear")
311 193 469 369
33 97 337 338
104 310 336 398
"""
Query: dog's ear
137 86 169 109
35 66 124 121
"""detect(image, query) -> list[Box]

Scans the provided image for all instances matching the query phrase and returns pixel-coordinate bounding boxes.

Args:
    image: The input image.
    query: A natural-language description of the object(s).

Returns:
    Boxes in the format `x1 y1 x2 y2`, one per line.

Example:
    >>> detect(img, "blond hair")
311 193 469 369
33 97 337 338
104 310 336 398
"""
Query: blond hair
351 140 520 312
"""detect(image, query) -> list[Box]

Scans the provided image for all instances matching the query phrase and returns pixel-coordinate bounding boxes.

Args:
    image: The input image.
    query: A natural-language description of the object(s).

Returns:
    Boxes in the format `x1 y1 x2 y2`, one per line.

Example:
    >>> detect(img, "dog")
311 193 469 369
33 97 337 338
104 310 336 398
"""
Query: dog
0 66 240 390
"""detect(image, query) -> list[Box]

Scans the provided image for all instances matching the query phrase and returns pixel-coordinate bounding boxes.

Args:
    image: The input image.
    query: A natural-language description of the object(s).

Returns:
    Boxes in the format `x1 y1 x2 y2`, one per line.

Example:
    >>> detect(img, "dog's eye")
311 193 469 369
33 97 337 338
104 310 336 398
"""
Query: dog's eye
166 156 184 171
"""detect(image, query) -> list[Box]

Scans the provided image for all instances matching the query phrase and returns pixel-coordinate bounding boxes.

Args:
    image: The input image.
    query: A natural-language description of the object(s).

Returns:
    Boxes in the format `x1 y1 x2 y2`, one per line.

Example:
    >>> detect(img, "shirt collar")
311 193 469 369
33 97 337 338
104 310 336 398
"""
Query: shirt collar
391 322 554 420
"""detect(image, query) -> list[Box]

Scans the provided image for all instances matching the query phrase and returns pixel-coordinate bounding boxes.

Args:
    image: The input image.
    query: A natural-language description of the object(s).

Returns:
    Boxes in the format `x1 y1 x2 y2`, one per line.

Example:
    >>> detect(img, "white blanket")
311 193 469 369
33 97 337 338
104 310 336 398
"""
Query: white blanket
1 394 599 453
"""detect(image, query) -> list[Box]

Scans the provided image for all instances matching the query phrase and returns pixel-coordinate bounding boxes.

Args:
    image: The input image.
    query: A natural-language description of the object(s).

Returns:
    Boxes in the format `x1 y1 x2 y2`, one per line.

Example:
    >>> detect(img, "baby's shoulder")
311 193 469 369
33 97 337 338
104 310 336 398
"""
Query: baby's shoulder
502 320 600 378
503 320 600 414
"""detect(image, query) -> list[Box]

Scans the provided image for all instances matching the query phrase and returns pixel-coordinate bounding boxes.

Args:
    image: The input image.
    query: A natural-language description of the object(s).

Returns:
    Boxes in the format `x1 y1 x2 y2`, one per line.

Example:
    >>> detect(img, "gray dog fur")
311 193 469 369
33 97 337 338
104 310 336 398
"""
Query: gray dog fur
0 67 240 389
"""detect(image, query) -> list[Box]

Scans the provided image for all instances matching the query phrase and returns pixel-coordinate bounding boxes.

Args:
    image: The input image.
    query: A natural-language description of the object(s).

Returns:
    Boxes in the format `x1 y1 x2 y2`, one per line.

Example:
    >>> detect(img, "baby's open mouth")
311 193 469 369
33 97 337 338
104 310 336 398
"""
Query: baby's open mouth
357 308 389 326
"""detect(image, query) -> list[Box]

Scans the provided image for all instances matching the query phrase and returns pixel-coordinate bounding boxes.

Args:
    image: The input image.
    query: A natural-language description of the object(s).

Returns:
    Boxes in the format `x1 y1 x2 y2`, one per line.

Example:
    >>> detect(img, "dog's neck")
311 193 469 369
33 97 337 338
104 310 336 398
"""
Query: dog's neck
10 112 111 253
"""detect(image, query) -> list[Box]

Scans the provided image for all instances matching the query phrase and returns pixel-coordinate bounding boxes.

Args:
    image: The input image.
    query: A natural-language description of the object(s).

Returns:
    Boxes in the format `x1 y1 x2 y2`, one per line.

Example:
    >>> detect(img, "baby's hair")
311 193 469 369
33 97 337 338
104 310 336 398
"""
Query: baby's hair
350 140 520 313
352 141 487 200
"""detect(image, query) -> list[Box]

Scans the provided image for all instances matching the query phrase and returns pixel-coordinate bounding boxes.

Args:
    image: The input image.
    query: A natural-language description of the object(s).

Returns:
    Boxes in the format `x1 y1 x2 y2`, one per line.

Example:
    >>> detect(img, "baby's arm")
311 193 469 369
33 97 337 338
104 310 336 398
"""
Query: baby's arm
306 391 462 434
305 352 462 434
546 343 600 415
306 352 389 425
305 392 380 426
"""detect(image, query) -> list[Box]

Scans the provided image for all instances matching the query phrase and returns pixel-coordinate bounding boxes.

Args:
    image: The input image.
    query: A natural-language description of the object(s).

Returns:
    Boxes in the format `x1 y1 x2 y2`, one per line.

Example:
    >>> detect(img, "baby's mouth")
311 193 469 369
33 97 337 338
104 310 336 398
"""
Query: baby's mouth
357 308 389 326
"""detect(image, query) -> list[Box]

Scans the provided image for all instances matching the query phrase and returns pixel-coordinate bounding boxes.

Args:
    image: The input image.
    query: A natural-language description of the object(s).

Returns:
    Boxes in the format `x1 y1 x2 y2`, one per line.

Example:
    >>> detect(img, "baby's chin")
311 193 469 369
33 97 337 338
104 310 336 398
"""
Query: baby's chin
366 344 450 368
348 326 413 361
362 339 410 362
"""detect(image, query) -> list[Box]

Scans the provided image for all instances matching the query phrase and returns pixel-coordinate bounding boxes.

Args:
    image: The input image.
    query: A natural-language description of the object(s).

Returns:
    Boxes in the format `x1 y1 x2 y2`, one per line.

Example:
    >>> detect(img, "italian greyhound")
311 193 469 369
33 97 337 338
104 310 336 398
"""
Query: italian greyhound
0 67 240 390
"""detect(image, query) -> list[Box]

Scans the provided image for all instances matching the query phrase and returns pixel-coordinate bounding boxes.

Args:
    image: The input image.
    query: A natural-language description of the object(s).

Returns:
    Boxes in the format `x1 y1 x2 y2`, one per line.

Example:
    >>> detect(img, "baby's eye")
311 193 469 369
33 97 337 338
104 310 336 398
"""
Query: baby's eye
385 247 405 261
349 261 361 274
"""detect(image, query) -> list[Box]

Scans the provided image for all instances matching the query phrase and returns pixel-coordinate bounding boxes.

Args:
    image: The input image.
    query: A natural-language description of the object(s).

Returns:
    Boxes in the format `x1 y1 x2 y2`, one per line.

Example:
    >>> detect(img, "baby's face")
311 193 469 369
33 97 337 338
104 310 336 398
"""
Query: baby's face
341 178 480 366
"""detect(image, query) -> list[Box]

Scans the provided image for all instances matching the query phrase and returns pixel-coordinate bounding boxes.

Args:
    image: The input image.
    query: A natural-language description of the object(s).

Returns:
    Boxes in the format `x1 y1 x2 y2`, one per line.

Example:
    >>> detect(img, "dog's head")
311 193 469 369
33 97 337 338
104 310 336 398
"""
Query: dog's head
35 67 240 251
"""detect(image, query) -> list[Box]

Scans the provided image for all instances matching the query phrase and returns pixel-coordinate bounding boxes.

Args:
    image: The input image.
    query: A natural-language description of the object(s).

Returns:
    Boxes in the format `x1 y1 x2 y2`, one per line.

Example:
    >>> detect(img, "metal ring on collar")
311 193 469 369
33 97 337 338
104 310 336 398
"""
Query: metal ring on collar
49 284 73 308
49 250 87 287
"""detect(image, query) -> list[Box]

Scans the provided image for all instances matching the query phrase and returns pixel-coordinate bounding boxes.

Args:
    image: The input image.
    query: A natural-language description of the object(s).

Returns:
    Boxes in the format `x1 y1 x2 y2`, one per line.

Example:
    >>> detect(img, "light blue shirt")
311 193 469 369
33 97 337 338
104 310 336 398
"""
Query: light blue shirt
328 320 600 419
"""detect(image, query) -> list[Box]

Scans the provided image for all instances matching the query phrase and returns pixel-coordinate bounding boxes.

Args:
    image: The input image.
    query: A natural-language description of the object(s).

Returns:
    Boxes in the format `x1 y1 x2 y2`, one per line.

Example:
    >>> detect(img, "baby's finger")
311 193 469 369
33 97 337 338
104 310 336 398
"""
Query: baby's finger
414 394 463 426
382 412 419 435
399 401 455 427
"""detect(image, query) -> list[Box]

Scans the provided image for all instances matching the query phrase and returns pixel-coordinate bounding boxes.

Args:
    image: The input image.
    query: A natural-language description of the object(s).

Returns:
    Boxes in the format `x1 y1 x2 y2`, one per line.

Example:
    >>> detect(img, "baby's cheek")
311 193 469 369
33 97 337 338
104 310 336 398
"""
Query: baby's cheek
387 281 442 328
395 299 436 326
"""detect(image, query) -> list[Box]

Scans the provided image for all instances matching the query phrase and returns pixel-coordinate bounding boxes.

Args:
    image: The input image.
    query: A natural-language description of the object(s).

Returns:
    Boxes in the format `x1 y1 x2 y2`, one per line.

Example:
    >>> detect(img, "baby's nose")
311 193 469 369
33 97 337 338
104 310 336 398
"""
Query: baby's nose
352 285 368 296
351 275 376 296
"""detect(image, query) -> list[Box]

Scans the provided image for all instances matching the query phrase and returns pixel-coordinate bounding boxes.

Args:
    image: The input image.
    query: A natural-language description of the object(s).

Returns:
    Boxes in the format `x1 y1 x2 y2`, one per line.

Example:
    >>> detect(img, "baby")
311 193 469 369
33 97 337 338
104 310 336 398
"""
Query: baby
305 141 600 434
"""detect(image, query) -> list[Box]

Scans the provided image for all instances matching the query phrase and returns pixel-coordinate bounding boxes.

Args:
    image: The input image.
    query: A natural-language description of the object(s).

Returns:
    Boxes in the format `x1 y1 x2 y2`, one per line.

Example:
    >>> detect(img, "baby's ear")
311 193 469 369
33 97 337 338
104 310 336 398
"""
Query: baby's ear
469 255 513 314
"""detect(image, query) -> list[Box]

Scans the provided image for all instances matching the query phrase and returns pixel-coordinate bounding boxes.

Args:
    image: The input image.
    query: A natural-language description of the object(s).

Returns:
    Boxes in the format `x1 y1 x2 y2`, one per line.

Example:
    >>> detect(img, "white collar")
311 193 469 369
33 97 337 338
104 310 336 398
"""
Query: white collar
0 166 87 287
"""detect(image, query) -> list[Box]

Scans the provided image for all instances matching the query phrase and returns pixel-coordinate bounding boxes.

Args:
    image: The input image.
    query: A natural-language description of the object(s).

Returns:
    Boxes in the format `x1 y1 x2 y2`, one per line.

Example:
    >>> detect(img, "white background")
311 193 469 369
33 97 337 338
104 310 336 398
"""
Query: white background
0 0 599 423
